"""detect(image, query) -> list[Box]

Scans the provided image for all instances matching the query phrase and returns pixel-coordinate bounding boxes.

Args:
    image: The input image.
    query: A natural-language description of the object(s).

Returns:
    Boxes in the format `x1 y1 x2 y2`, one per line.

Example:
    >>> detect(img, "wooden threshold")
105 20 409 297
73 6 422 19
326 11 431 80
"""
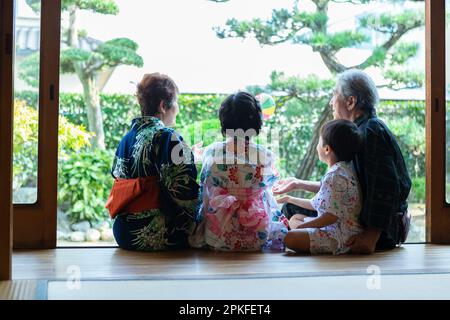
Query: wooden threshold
12 244 450 281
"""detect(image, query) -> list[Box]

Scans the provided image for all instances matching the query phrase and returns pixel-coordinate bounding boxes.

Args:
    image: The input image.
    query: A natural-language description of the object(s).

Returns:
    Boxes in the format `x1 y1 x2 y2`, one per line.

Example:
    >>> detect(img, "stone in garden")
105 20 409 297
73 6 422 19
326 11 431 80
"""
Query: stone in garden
71 221 91 232
94 221 111 231
57 231 67 241
57 209 72 234
100 228 114 241
86 229 101 242
70 231 86 242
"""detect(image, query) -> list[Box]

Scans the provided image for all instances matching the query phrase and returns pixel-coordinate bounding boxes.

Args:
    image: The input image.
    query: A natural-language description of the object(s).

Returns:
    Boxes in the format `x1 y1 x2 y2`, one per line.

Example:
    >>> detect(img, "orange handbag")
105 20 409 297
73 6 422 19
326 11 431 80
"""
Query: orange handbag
105 176 160 219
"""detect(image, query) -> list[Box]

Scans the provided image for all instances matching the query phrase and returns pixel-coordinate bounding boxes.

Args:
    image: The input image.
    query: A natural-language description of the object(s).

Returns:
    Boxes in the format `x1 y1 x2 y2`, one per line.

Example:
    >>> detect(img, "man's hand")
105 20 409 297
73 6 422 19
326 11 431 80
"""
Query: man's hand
273 178 300 195
275 195 291 204
345 228 381 255
289 214 308 229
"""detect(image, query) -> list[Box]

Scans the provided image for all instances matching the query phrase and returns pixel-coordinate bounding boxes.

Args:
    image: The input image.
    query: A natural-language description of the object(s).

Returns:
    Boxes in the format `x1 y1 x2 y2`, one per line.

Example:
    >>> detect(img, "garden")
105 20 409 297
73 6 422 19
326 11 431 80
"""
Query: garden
13 90 427 244
13 0 428 245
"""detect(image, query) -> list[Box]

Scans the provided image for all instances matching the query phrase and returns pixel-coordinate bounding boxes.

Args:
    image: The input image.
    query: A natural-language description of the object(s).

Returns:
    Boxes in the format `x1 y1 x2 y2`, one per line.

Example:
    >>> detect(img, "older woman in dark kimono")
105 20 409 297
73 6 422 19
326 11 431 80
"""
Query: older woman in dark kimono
108 73 199 251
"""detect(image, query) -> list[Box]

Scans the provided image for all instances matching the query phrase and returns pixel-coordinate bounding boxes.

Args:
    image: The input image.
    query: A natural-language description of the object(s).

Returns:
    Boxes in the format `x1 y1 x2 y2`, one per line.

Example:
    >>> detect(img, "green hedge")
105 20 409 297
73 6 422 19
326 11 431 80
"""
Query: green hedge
58 149 114 223
16 91 225 150
15 91 428 204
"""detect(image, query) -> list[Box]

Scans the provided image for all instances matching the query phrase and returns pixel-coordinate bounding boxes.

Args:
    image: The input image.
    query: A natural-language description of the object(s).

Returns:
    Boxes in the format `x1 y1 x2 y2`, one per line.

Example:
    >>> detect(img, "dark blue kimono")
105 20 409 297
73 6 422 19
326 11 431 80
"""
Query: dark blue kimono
111 116 199 251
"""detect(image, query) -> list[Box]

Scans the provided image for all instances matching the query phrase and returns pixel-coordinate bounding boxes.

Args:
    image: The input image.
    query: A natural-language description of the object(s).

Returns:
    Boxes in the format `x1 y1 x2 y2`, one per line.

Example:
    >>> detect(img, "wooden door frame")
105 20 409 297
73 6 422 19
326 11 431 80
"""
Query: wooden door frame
13 0 61 249
0 0 15 280
3 0 450 252
426 0 450 243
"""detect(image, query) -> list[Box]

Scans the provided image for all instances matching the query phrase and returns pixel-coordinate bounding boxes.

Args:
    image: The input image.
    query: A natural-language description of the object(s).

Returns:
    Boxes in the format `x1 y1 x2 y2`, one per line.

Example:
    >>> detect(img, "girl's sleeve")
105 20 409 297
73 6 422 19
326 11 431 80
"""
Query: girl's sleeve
261 148 279 186
196 146 213 223
312 172 347 220
152 129 200 222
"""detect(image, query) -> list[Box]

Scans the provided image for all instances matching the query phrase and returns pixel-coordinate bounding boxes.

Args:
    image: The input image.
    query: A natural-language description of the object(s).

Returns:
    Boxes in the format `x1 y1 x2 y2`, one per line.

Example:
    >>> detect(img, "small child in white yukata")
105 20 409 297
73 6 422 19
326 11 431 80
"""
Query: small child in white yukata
275 119 364 255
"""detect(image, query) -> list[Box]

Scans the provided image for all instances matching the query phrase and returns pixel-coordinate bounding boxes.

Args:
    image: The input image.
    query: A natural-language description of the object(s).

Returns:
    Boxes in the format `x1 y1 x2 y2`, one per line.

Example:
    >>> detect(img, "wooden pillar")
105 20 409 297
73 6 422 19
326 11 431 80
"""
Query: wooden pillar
0 0 15 280
426 0 450 243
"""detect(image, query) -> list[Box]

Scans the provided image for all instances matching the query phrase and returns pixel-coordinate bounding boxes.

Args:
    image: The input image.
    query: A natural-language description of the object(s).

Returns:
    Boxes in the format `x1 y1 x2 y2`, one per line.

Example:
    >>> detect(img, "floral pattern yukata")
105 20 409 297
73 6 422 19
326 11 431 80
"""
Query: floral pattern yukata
111 117 199 251
189 139 289 251
307 161 363 255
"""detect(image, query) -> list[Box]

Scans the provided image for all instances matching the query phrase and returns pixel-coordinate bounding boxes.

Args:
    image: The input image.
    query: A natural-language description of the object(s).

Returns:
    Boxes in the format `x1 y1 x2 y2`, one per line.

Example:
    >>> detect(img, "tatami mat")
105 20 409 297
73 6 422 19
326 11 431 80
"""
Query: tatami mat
47 273 450 300
0 280 47 300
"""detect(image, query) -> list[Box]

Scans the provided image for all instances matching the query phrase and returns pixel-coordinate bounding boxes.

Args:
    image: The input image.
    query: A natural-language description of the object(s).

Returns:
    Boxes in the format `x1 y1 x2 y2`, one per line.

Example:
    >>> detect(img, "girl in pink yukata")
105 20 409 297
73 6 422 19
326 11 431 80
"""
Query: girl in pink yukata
275 119 364 255
189 92 289 252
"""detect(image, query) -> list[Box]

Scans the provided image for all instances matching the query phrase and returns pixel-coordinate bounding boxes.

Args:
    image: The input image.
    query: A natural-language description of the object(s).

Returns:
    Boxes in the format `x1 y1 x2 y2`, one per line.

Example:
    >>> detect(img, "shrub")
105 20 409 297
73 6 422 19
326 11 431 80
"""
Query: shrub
15 91 226 150
13 100 92 192
410 177 426 204
15 91 428 205
58 149 114 224
177 118 222 146
13 101 39 191
58 116 94 156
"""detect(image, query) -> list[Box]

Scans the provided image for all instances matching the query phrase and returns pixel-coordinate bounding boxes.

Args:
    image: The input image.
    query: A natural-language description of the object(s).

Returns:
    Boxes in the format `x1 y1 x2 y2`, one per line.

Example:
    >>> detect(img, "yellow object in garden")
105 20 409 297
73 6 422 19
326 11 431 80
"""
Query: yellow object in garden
256 93 276 120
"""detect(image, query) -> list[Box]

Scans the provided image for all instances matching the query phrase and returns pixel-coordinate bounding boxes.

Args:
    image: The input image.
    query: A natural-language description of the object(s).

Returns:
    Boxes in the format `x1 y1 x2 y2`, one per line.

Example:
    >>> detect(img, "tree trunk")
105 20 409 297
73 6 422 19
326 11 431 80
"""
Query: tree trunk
293 0 335 181
82 76 106 150
68 6 106 150
295 103 332 180
68 7 78 47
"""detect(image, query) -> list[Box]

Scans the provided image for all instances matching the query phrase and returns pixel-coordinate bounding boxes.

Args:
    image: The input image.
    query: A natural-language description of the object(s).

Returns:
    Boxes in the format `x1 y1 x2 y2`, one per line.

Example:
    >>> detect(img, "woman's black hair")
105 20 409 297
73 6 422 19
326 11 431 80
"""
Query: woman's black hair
320 119 363 162
218 91 263 137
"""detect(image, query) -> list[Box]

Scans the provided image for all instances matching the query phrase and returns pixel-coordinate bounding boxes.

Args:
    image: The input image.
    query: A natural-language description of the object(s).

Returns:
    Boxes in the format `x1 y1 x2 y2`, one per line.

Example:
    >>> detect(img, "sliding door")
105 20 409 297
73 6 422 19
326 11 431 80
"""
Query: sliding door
426 0 450 243
3 0 450 254
12 0 61 248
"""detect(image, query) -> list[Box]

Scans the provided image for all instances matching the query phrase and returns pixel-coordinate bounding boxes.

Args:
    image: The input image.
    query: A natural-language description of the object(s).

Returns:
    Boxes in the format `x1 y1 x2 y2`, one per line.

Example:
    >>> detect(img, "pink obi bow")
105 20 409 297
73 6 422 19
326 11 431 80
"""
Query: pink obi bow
208 187 269 231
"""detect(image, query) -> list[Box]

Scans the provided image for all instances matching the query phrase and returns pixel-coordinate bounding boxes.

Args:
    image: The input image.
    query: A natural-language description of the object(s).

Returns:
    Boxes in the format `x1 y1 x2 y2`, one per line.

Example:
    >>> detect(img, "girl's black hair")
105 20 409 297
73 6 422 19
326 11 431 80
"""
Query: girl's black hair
321 119 363 162
219 91 263 137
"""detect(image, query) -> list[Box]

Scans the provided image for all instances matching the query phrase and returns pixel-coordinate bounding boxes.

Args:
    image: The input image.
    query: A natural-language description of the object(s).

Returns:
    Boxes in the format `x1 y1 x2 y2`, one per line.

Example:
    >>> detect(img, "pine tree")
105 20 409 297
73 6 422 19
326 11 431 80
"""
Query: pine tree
211 0 424 179
21 0 144 149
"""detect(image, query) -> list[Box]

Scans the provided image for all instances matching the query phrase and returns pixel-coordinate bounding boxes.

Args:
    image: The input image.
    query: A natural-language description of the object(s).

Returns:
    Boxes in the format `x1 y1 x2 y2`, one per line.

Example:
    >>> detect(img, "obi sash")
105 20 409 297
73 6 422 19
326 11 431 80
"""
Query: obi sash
105 176 160 219
207 187 269 232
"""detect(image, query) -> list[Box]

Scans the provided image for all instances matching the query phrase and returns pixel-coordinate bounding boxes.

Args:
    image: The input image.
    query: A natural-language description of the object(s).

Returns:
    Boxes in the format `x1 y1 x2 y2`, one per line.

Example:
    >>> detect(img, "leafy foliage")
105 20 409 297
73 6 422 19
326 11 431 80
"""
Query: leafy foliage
15 91 226 149
22 39 143 83
212 1 424 74
58 149 113 223
13 100 92 191
14 91 427 225
210 0 425 180
26 0 119 15
21 0 143 150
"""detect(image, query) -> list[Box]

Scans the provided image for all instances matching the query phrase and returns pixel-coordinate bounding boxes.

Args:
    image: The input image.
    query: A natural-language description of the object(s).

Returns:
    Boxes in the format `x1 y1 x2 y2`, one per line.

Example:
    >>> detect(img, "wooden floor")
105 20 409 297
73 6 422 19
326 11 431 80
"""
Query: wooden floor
11 244 450 281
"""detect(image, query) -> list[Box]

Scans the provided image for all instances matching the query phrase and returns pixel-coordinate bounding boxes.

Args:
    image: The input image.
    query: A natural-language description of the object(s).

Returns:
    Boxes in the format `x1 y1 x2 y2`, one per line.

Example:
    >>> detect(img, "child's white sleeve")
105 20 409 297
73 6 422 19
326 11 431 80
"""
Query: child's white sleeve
312 172 347 219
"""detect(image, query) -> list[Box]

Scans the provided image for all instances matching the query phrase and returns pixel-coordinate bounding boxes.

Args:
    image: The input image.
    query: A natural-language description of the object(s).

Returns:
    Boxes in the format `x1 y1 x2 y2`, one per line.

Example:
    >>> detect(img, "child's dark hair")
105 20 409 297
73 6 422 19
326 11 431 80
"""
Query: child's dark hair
219 91 263 137
320 119 363 162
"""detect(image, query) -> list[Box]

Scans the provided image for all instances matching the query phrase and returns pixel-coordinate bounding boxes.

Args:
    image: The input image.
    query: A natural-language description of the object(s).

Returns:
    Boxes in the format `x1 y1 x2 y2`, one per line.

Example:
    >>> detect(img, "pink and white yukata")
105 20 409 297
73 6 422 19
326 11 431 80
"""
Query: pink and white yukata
189 139 289 251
